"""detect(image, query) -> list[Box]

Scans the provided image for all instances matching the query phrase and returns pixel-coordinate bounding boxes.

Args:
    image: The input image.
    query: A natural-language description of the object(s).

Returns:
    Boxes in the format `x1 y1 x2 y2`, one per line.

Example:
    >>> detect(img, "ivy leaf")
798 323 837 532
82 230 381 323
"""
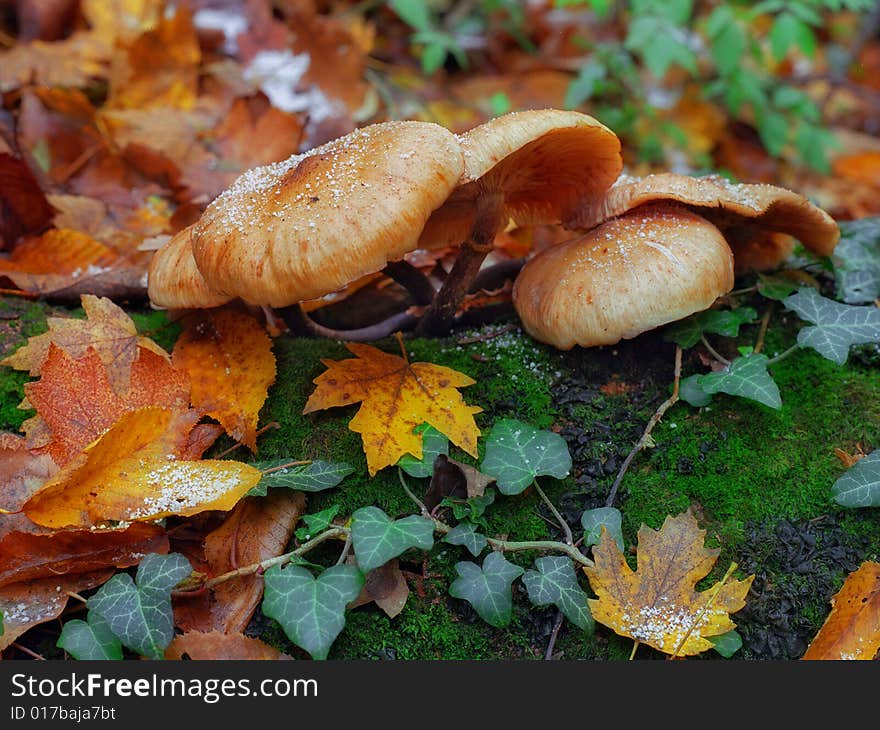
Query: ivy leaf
87 553 191 660
833 219 880 304
350 507 435 573
681 354 782 409
261 564 364 660
831 450 880 508
444 522 487 557
784 287 880 365
480 419 572 495
295 505 341 542
440 488 496 528
709 629 743 658
664 307 757 348
522 556 593 632
448 552 524 627
757 273 800 301
57 612 122 660
398 424 449 479
581 507 624 551
248 460 354 496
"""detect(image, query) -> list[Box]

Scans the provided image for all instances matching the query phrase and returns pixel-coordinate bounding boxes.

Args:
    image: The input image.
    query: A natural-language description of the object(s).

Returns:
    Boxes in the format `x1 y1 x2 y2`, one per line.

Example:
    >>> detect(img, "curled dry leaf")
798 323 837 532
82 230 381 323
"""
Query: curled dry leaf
348 557 410 619
172 308 276 452
166 630 293 660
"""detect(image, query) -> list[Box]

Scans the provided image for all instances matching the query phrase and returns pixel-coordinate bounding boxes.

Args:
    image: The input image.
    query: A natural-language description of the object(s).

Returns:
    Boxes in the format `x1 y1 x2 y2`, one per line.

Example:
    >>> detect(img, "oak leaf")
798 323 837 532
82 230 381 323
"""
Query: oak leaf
802 561 880 660
171 308 276 451
166 631 294 660
583 510 754 657
303 341 481 475
22 406 262 528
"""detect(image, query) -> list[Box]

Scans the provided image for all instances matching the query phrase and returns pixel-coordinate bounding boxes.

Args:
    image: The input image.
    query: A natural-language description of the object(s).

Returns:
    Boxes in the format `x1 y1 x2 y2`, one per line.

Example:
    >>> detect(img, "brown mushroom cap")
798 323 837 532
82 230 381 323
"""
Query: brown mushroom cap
513 204 734 349
147 225 233 309
563 172 839 268
418 109 622 250
191 121 464 308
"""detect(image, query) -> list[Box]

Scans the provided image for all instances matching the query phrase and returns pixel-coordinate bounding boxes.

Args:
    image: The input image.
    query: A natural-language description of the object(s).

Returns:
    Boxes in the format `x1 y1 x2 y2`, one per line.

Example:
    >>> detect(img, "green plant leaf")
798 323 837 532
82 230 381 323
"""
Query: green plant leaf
480 419 572 495
391 0 431 31
770 12 813 61
784 287 880 365
262 564 364 660
398 424 449 478
757 273 800 300
295 505 341 542
565 63 606 108
449 552 524 627
444 522 487 557
709 630 743 658
581 507 624 551
758 109 788 156
57 612 122 661
87 553 191 660
833 219 880 304
441 488 496 528
351 507 435 572
248 460 354 496
664 307 758 348
522 556 593 632
831 450 880 508
709 18 746 76
682 354 782 409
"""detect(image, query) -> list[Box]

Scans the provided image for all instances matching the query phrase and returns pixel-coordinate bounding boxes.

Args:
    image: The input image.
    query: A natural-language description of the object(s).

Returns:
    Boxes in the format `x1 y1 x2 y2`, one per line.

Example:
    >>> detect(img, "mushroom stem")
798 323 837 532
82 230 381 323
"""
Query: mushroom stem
416 191 505 336
279 303 418 342
383 260 436 305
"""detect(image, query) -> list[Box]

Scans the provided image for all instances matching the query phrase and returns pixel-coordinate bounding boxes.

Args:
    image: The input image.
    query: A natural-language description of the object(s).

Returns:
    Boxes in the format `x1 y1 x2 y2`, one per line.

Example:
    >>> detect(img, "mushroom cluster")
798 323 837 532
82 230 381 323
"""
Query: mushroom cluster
147 109 839 350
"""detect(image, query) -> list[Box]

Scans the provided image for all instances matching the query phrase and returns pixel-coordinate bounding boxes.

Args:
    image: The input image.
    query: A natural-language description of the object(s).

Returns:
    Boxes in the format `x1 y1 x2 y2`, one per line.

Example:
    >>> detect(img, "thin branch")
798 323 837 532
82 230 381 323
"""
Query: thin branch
533 480 573 545
12 643 45 660
753 303 774 355
767 343 800 365
669 561 739 659
335 533 353 566
700 334 731 366
544 610 565 660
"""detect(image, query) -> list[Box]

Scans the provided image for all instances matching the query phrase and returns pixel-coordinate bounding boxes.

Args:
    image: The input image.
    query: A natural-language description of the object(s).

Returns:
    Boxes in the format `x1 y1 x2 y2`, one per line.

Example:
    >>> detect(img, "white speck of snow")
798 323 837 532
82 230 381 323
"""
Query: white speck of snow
193 7 249 55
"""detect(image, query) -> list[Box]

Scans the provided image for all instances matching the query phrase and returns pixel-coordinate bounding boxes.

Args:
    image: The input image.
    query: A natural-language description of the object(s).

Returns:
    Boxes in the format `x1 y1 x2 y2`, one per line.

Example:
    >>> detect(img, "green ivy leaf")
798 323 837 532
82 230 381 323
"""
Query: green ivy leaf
57 612 122 661
522 556 593 632
581 507 624 551
248 460 354 496
709 630 743 658
295 505 341 542
833 219 880 304
351 507 435 573
681 354 782 409
831 450 880 508
398 424 449 479
87 553 191 660
262 564 364 660
664 307 758 348
784 287 880 365
757 273 799 301
440 488 496 528
449 552 524 627
481 419 572 495
444 522 487 557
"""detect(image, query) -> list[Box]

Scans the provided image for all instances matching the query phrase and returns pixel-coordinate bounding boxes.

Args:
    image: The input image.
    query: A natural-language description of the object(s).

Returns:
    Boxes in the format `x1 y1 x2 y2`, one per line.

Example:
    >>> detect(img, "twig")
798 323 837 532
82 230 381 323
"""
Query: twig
700 334 731 366
629 641 640 661
66 591 88 604
281 303 419 342
753 303 774 355
767 343 800 365
12 643 45 661
533 480 573 545
260 459 311 475
606 346 682 508
544 610 565 660
669 562 739 659
335 533 353 566
214 422 280 459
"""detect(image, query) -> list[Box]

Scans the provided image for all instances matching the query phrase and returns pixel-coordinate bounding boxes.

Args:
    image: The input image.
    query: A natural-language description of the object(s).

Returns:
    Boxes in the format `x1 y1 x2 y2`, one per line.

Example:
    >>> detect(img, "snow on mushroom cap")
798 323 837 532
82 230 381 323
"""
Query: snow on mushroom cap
147 224 232 310
191 121 464 308
513 203 734 349
418 109 622 251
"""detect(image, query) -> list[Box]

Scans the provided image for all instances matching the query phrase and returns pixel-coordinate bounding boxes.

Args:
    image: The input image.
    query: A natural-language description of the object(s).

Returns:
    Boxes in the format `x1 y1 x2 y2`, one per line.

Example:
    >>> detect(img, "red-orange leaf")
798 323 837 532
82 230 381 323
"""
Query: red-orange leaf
166 631 293 660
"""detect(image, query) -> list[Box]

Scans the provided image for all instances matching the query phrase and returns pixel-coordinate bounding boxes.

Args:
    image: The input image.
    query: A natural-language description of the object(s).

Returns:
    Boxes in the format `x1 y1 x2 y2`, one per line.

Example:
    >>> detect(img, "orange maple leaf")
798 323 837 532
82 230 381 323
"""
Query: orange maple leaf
802 561 880 660
171 308 276 452
23 343 189 465
303 339 481 475
583 510 754 657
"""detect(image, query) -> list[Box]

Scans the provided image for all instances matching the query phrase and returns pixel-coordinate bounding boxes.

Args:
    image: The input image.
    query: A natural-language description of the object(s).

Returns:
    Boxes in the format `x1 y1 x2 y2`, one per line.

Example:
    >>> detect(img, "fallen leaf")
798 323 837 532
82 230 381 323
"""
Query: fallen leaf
0 153 55 248
0 434 58 513
802 561 880 660
0 229 117 277
172 308 276 451
303 341 481 475
348 558 410 618
0 32 108 93
424 454 492 511
166 630 294 660
22 406 262 528
583 510 754 657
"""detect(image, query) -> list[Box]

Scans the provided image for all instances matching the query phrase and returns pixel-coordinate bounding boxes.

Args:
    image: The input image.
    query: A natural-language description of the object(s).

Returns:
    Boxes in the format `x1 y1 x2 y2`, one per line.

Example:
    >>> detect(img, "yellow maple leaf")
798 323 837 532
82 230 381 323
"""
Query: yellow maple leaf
1 294 169 394
303 339 482 475
23 406 261 529
583 510 754 657
171 308 276 452
802 561 880 660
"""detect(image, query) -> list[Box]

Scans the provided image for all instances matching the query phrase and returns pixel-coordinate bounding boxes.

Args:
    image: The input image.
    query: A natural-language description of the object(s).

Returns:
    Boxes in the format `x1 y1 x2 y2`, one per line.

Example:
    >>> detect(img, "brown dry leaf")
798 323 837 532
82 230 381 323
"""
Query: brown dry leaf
173 490 306 634
835 445 867 469
0 570 112 651
23 344 189 465
0 522 167 587
0 32 108 93
802 561 880 660
304 340 481 475
172 308 276 452
348 558 410 618
0 153 55 249
166 631 293 660
583 510 754 657
2 294 169 391
0 229 116 276
0 434 58 511
23 406 262 529
832 150 880 188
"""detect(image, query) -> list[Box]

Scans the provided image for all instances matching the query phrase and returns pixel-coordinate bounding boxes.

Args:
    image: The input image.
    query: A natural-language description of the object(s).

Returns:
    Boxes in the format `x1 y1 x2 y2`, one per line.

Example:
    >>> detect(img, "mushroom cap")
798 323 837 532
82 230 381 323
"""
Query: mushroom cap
191 121 464 308
418 109 622 250
564 172 839 264
513 204 734 349
147 225 233 309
